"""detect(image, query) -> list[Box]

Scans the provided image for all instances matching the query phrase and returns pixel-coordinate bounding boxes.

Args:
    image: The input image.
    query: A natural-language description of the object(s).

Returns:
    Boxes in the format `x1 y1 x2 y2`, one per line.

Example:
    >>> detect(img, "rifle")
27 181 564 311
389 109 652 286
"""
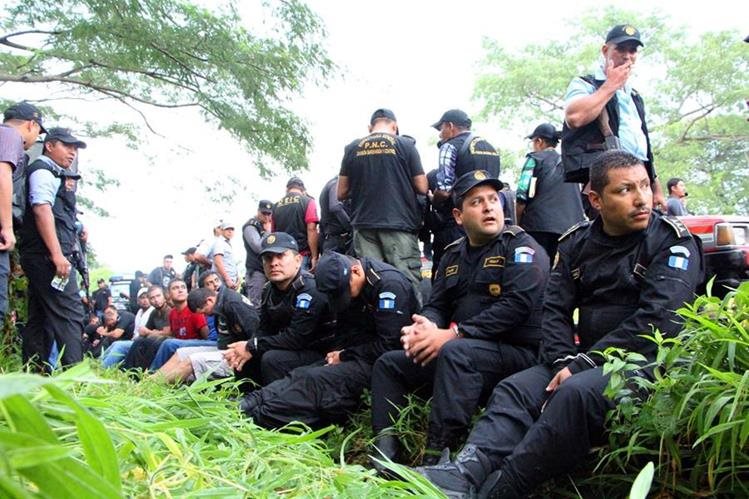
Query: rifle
70 249 92 314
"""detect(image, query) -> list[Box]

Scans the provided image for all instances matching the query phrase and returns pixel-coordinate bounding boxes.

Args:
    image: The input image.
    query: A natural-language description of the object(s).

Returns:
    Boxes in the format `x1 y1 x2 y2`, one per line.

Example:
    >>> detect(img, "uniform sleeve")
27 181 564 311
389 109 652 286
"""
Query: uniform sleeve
407 142 425 177
339 279 414 363
539 238 581 371
339 143 354 176
28 168 59 206
255 288 329 353
227 301 260 337
567 234 702 374
516 157 536 202
243 225 264 253
435 142 458 191
420 254 455 328
564 76 596 107
458 237 549 340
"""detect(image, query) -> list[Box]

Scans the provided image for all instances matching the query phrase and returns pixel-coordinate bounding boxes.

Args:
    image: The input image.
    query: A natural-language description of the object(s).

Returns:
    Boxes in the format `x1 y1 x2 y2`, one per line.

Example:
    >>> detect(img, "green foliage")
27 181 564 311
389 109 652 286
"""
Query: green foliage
598 281 749 497
0 0 334 174
475 7 748 214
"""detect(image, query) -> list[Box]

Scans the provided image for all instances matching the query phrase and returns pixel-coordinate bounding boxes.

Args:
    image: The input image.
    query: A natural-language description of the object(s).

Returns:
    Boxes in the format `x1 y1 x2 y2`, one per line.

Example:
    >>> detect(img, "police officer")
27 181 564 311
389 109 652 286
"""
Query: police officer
224 232 333 388
241 200 273 306
237 251 419 429
272 177 319 270
20 127 87 370
318 175 352 254
371 170 549 467
516 123 585 260
416 150 704 498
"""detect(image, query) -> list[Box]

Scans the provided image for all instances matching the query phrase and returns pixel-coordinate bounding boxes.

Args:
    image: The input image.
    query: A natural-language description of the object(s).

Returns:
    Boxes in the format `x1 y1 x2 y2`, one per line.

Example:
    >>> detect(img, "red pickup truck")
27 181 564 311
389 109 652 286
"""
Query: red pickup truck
680 215 749 296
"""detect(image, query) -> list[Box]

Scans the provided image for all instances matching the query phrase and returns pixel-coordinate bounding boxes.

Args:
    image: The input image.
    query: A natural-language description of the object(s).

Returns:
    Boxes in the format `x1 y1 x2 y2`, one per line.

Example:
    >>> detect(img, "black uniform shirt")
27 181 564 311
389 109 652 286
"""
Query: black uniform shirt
541 213 704 373
337 258 419 364
423 226 549 348
340 133 424 232
213 286 260 349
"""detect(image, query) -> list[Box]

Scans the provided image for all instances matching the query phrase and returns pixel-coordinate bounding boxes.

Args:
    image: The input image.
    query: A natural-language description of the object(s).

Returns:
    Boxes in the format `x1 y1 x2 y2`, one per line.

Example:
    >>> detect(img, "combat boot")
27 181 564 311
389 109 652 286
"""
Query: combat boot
371 433 401 477
414 444 493 499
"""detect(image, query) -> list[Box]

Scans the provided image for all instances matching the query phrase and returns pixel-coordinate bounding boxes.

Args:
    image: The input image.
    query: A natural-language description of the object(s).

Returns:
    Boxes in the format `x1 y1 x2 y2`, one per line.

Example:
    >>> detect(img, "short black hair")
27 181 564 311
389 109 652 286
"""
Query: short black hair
539 136 559 148
104 305 118 314
589 150 645 193
666 177 682 194
164 254 174 260
197 270 219 287
187 287 216 312
147 284 163 295
167 277 186 290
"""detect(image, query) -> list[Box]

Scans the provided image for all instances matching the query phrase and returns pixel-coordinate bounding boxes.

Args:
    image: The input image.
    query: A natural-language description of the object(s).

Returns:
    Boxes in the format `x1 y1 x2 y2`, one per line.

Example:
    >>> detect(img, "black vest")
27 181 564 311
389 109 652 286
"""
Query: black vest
447 132 501 180
561 75 653 183
273 192 311 253
242 217 265 272
20 159 78 255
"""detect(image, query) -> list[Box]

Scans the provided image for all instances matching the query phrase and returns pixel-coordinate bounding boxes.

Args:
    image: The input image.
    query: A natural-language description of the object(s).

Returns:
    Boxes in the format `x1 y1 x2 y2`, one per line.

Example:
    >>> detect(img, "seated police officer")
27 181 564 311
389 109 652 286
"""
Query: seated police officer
371 170 549 467
237 251 419 429
223 232 333 389
417 150 704 498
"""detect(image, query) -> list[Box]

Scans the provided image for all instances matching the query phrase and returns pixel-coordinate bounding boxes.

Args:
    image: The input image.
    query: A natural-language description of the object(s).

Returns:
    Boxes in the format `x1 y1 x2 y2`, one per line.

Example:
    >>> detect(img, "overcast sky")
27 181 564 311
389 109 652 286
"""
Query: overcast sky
3 0 746 274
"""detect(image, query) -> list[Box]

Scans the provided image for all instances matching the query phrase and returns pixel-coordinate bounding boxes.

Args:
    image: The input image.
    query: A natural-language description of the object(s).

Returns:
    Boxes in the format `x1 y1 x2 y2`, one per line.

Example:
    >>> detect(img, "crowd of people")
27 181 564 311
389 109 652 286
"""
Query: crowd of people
1 24 707 497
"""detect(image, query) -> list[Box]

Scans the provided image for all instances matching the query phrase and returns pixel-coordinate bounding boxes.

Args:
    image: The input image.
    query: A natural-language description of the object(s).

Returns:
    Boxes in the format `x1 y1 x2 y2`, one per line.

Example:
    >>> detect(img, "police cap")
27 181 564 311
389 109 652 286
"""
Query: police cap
286 176 305 189
605 24 644 47
432 109 472 130
259 232 299 256
526 123 561 141
315 252 352 312
44 127 87 149
452 170 503 204
258 200 273 214
3 102 47 133
370 108 397 125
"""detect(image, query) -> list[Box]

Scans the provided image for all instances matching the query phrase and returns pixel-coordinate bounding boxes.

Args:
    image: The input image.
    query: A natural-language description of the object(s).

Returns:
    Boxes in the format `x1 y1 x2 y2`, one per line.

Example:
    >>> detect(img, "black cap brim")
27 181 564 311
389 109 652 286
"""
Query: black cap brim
453 178 504 203
609 36 644 47
431 120 444 130
259 246 291 256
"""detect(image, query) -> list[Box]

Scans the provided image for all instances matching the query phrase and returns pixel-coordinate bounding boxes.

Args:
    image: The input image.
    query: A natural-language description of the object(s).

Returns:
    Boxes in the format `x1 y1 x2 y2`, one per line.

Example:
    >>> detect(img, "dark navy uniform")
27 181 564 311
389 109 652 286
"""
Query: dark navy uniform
273 192 314 254
212 286 259 350
420 212 703 498
240 257 418 429
318 176 352 254
371 226 549 456
236 270 333 387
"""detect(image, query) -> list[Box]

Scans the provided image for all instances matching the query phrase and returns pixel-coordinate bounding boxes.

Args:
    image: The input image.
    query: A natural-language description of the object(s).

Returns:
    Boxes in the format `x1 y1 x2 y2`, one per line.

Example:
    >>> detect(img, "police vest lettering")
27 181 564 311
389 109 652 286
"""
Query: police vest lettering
356 134 397 157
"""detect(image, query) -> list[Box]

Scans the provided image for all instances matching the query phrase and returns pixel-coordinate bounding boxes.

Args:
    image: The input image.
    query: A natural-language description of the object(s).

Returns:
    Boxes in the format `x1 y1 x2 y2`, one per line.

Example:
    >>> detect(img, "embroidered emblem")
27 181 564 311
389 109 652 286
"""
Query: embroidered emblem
295 292 312 309
483 256 505 268
488 284 501 296
668 246 690 271
514 246 535 263
445 265 459 277
378 291 396 310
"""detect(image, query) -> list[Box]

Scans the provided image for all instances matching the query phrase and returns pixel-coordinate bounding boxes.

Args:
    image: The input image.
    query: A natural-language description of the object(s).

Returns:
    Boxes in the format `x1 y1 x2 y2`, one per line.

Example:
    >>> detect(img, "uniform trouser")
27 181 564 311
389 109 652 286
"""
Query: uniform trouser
242 359 372 429
431 225 464 281
353 228 423 304
21 254 84 370
235 348 323 391
244 269 266 308
466 365 613 496
371 340 537 445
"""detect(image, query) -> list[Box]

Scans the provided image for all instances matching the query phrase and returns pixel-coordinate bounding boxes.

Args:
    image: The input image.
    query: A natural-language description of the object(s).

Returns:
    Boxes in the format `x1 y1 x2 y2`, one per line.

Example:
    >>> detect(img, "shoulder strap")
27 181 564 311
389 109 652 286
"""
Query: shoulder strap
443 236 465 252
661 216 691 239
558 220 591 243
458 133 475 156
502 225 524 237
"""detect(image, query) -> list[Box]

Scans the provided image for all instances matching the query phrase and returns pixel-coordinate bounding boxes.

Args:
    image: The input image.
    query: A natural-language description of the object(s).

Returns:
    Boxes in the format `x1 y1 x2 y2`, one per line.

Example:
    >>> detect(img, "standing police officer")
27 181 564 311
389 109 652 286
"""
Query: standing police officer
272 177 319 271
516 123 585 260
20 127 87 370
241 200 273 306
417 150 704 498
371 170 549 466
237 251 419 429
318 175 352 254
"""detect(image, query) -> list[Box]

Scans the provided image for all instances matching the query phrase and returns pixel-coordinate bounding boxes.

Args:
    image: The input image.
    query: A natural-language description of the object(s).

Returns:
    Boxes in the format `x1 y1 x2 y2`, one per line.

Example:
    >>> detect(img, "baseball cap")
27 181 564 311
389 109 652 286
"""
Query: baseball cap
44 127 87 149
258 200 273 214
3 102 47 133
452 170 503 204
220 222 235 230
432 109 472 130
286 176 305 189
259 232 299 256
137 287 149 298
315 252 353 312
525 123 561 141
605 24 644 47
181 246 197 255
370 108 397 125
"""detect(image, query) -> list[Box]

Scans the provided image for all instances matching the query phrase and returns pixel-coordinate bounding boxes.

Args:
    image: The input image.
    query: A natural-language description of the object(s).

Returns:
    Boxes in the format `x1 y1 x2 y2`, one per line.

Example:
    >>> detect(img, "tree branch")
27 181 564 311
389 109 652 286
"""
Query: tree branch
0 29 63 50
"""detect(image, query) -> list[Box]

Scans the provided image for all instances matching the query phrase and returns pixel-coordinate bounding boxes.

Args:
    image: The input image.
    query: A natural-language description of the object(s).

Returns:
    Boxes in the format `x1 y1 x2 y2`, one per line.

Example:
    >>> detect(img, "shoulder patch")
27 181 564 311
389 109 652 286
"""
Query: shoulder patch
443 236 465 252
667 245 691 271
503 225 524 237
445 265 459 277
558 220 591 242
295 292 312 310
514 246 535 263
378 291 396 310
661 216 691 239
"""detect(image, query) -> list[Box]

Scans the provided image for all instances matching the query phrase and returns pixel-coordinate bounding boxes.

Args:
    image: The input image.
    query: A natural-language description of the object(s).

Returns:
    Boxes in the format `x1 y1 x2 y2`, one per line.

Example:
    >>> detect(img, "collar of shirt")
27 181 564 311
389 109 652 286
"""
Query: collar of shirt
35 154 66 175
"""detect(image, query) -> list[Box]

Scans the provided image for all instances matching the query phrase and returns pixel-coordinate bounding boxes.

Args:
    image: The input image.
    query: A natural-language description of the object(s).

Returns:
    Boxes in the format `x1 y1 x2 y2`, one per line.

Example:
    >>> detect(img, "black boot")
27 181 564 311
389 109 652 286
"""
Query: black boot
477 470 523 499
414 444 493 499
371 433 401 477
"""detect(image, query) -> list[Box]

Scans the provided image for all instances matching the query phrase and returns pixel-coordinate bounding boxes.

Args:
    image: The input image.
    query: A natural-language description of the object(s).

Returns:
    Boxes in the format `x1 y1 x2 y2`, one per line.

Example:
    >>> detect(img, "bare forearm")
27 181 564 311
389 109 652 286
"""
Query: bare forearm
565 84 617 129
307 225 318 257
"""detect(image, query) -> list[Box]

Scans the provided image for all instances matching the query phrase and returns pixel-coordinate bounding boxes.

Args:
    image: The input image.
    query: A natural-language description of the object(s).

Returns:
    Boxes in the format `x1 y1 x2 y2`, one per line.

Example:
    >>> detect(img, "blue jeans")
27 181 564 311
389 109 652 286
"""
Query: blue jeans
149 339 216 371
101 340 133 368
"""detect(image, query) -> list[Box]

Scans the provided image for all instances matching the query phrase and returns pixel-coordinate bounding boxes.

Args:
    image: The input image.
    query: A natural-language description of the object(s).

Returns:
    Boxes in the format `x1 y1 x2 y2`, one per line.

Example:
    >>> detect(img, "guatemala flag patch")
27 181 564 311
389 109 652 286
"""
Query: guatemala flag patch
295 293 312 310
514 246 535 263
378 291 396 310
668 245 690 271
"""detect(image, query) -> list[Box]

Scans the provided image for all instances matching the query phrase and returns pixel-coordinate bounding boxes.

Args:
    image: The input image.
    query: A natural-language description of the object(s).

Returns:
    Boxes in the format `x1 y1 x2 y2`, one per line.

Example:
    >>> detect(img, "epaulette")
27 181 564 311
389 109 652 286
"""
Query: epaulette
443 236 465 252
366 266 381 285
292 273 306 291
502 225 524 237
661 216 691 239
558 220 591 242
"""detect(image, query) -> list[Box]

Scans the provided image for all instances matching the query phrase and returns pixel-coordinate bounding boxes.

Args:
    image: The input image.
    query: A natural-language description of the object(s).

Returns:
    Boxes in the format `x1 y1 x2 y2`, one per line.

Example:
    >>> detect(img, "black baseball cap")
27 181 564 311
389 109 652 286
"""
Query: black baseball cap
315 252 352 312
526 123 561 141
258 200 273 214
286 176 305 189
181 246 197 255
605 24 644 47
370 108 397 125
452 170 503 204
259 232 299 256
44 127 87 149
432 109 472 130
3 102 47 133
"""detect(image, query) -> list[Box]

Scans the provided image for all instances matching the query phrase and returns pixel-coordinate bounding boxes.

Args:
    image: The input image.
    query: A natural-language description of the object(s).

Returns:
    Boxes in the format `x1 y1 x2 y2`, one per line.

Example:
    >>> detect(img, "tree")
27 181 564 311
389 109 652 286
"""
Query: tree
474 7 748 215
0 0 334 174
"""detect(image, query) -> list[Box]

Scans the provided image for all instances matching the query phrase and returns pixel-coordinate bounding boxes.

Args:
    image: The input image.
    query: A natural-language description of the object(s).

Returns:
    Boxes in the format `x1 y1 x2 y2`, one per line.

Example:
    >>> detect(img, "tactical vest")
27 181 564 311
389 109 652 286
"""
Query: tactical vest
561 75 653 183
447 132 501 180
20 159 78 255
242 217 264 272
273 192 311 253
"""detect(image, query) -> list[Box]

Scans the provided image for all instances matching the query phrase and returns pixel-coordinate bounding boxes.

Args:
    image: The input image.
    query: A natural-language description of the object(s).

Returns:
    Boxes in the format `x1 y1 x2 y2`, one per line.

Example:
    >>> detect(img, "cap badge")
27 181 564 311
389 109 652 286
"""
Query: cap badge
624 25 636 35
266 235 276 244
489 283 501 296
474 171 487 180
